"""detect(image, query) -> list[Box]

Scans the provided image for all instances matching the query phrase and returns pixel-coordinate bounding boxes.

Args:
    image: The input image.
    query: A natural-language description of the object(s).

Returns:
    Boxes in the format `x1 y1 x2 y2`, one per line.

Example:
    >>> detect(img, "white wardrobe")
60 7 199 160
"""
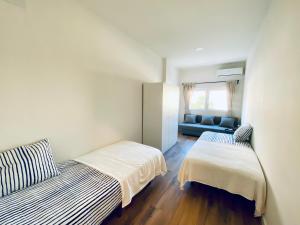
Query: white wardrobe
143 83 179 153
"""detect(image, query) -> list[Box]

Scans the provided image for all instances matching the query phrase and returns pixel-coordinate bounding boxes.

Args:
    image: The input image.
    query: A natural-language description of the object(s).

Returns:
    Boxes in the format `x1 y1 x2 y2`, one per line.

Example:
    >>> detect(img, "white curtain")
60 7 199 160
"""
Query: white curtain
183 83 195 114
226 81 237 116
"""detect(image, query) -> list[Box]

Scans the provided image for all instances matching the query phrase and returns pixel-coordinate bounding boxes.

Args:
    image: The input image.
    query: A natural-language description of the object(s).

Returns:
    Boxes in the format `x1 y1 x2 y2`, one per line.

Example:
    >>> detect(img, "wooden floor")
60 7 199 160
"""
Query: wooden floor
102 135 262 225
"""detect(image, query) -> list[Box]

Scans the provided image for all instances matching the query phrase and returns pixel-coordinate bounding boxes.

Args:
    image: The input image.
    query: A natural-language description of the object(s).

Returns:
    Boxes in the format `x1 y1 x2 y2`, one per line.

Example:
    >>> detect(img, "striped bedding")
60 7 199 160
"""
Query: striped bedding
0 138 60 198
200 131 252 148
0 160 122 225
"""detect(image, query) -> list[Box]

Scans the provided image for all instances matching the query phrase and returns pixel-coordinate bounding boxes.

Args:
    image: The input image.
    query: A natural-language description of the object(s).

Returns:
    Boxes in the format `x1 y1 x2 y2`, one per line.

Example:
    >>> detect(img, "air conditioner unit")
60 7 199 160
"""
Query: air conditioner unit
216 67 244 79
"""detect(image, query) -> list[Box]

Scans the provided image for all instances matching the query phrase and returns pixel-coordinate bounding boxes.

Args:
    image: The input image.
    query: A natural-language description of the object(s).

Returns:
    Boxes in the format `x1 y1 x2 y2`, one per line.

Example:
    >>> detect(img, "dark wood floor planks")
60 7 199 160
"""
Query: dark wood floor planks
102 135 262 225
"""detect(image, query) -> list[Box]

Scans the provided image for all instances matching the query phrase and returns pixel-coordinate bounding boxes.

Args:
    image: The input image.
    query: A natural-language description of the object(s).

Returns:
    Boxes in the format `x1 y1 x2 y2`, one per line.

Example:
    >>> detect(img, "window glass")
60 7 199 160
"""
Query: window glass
208 90 228 111
190 90 206 110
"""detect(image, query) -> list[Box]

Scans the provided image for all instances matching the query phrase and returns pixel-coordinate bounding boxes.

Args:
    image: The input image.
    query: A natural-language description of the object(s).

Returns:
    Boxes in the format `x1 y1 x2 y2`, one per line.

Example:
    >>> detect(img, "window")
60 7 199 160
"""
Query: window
190 90 206 110
208 90 228 111
189 85 228 112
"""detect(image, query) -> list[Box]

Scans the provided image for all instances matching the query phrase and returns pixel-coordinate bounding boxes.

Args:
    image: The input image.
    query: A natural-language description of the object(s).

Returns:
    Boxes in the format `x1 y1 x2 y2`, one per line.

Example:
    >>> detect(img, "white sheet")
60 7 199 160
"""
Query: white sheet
178 139 266 217
75 141 167 207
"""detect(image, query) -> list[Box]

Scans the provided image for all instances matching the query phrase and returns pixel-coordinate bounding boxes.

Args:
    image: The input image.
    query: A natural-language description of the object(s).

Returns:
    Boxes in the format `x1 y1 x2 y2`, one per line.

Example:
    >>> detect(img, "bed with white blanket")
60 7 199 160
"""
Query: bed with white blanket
76 141 167 207
178 132 266 217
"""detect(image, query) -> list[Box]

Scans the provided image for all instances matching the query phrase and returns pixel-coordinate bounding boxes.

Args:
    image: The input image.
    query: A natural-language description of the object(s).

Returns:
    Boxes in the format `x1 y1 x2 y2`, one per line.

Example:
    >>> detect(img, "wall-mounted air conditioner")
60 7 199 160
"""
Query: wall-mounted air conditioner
216 67 244 80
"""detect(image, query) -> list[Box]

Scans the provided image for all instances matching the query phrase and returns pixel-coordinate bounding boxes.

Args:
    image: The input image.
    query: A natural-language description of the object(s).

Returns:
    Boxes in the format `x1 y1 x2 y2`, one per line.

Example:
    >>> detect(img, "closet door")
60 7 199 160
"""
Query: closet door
162 84 179 152
143 83 163 150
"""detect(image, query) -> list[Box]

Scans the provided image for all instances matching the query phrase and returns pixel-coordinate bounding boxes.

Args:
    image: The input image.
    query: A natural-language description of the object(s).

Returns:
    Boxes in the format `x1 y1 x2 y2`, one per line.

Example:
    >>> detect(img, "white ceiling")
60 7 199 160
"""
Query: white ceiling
80 0 270 69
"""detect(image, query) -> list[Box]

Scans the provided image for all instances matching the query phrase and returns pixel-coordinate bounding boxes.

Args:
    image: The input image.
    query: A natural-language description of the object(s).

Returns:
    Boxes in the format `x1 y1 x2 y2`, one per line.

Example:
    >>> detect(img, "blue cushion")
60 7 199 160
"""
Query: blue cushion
219 117 235 128
184 114 197 123
0 139 60 197
179 123 228 132
201 115 215 125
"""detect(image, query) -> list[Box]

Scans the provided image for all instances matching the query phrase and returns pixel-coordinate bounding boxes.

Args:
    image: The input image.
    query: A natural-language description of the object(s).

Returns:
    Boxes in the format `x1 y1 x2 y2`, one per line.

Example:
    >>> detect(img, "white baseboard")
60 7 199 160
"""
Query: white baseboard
262 216 268 225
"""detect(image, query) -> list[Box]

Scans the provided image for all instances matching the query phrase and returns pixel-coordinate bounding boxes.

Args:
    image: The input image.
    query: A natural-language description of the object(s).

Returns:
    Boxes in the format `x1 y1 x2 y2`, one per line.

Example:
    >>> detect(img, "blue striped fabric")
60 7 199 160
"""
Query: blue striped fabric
200 131 252 148
0 160 122 225
233 124 253 142
0 139 60 197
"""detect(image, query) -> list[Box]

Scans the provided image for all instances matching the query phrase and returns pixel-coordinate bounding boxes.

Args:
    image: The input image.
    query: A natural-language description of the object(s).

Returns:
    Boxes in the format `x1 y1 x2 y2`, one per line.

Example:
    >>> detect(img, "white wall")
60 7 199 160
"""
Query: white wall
162 58 179 85
0 0 162 162
242 0 300 224
178 62 245 121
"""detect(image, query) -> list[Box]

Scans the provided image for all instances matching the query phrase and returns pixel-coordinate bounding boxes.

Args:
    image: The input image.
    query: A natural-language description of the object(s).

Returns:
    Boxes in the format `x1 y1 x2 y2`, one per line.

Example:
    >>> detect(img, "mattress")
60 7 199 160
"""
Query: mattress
178 132 266 217
0 160 121 225
76 141 167 207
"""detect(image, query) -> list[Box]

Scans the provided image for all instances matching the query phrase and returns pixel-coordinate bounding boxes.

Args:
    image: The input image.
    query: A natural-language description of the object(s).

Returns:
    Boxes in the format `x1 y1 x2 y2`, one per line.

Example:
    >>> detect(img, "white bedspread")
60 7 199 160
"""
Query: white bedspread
178 138 266 217
75 141 167 207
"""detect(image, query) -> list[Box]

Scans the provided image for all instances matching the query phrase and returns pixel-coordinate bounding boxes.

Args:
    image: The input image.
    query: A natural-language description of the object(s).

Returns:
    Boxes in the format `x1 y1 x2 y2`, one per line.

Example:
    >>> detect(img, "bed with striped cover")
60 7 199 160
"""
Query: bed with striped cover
200 131 252 148
0 160 121 225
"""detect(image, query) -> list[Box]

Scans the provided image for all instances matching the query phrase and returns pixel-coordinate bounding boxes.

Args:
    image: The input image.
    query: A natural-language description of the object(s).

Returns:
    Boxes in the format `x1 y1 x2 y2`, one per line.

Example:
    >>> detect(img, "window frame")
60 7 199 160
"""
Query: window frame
189 83 229 113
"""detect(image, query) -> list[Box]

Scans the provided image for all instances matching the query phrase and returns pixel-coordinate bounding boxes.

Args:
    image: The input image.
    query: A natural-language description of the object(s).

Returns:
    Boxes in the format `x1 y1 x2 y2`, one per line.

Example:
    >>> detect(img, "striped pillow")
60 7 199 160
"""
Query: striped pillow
0 139 60 197
233 124 253 142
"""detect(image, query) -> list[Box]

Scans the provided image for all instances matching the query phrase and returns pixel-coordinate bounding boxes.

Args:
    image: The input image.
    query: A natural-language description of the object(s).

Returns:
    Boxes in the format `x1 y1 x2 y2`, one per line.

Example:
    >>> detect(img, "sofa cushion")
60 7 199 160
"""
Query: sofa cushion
213 116 222 125
233 124 253 142
201 115 215 125
219 117 235 128
195 115 202 123
0 139 60 197
184 114 197 123
179 123 228 132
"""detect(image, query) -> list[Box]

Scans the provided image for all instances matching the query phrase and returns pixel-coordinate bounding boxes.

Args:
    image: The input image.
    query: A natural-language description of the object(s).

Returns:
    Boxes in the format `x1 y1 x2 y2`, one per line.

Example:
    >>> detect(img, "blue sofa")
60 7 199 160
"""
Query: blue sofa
178 114 239 137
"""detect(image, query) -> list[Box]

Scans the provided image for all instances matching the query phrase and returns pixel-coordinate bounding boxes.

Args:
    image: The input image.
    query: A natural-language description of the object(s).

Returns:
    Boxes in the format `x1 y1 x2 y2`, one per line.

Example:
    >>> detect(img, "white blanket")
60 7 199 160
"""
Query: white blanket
75 141 167 207
178 139 266 217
